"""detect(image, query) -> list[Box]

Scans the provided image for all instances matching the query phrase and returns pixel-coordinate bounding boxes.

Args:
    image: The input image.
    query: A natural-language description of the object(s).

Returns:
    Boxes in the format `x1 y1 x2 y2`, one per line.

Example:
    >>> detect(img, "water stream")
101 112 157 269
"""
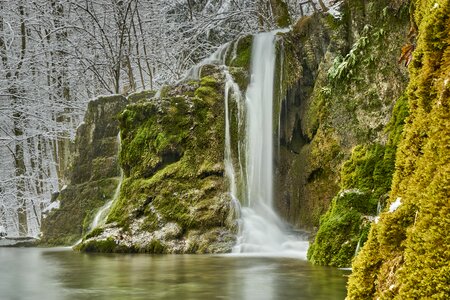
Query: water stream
90 133 123 231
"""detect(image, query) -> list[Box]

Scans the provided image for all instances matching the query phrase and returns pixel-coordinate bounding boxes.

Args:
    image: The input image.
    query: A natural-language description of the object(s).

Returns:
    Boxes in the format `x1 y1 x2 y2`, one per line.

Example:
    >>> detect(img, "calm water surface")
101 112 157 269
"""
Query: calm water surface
0 247 349 300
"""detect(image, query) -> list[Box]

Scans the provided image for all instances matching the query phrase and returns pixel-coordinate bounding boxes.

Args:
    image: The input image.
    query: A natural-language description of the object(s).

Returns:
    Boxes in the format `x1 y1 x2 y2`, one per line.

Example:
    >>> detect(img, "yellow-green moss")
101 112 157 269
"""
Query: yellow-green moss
347 1 450 298
308 145 386 267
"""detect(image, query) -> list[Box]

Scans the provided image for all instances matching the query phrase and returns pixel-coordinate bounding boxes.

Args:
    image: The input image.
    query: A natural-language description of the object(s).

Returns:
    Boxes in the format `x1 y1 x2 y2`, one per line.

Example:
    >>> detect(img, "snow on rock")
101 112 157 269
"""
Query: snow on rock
42 201 60 215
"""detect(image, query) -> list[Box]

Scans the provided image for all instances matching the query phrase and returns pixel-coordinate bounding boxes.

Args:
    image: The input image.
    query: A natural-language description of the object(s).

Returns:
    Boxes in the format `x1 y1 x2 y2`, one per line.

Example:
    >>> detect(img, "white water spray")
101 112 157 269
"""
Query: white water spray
230 31 308 258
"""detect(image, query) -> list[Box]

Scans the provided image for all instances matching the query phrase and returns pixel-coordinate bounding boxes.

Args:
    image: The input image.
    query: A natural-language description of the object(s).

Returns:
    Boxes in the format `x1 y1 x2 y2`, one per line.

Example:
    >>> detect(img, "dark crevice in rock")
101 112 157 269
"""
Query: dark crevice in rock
198 170 224 179
307 168 324 183
142 151 183 178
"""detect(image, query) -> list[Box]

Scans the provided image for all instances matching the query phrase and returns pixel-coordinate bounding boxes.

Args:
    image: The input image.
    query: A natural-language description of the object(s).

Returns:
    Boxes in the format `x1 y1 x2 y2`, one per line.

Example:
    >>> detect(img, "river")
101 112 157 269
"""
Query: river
0 247 348 299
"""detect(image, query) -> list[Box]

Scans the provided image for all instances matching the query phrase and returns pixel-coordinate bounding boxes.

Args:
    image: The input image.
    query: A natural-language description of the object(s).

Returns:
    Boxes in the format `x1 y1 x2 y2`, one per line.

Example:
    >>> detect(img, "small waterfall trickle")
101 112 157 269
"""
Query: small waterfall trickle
89 133 123 231
354 236 362 257
224 69 242 217
184 43 231 80
229 31 308 258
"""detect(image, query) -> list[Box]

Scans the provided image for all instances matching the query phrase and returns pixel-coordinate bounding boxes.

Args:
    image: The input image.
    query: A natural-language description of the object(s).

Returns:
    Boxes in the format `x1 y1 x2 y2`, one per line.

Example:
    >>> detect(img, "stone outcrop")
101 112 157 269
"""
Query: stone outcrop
76 69 237 253
40 95 127 245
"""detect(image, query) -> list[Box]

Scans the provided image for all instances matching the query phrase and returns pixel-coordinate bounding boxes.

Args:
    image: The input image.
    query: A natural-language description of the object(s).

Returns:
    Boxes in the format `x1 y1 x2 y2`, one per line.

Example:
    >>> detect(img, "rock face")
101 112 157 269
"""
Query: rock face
347 1 450 298
274 0 410 267
76 70 237 253
40 95 127 245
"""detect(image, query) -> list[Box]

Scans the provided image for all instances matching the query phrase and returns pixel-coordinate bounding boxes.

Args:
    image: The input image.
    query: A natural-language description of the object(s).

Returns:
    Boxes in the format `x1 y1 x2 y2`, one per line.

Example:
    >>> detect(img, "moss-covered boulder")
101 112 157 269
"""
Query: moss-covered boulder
40 95 127 245
77 70 237 253
347 0 450 298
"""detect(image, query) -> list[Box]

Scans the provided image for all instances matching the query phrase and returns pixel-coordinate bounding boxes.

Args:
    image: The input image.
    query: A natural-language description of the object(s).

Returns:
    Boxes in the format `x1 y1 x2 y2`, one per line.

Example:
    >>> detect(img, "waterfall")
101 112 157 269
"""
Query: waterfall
228 31 308 258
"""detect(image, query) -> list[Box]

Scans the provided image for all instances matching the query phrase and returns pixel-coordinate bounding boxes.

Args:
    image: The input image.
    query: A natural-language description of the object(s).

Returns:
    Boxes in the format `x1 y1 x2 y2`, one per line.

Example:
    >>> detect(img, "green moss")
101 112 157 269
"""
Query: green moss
76 237 117 253
228 67 249 92
307 141 388 267
347 1 450 298
143 239 167 254
228 35 252 71
341 145 388 204
307 195 364 267
308 107 409 267
40 177 120 246
95 70 234 254
385 93 409 146
85 227 104 239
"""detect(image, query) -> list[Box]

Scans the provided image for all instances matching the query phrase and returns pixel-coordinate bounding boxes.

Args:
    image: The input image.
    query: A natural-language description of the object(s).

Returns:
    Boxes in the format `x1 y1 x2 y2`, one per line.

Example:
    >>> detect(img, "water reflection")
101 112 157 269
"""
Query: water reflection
0 248 348 299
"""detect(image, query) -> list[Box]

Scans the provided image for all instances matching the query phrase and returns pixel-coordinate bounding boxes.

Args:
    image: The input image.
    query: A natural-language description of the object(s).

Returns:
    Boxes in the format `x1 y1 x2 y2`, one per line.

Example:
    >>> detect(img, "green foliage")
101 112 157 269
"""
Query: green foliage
328 28 371 81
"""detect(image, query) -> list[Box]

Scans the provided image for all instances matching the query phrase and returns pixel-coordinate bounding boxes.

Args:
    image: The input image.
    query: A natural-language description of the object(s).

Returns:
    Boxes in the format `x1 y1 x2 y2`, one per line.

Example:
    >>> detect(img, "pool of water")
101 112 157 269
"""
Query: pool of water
0 247 349 299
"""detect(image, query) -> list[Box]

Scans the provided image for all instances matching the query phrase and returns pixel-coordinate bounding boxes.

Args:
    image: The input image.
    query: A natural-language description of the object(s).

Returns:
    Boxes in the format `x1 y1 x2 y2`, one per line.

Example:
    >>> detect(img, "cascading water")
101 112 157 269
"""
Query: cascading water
90 133 123 231
90 173 123 230
228 31 308 258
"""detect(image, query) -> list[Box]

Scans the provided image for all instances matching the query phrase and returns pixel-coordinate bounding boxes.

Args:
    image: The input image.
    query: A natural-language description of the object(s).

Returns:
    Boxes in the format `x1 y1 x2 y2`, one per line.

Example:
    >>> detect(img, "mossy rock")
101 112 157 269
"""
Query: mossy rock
227 35 253 71
40 95 127 246
308 96 409 267
80 70 237 253
275 0 409 245
40 177 120 246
